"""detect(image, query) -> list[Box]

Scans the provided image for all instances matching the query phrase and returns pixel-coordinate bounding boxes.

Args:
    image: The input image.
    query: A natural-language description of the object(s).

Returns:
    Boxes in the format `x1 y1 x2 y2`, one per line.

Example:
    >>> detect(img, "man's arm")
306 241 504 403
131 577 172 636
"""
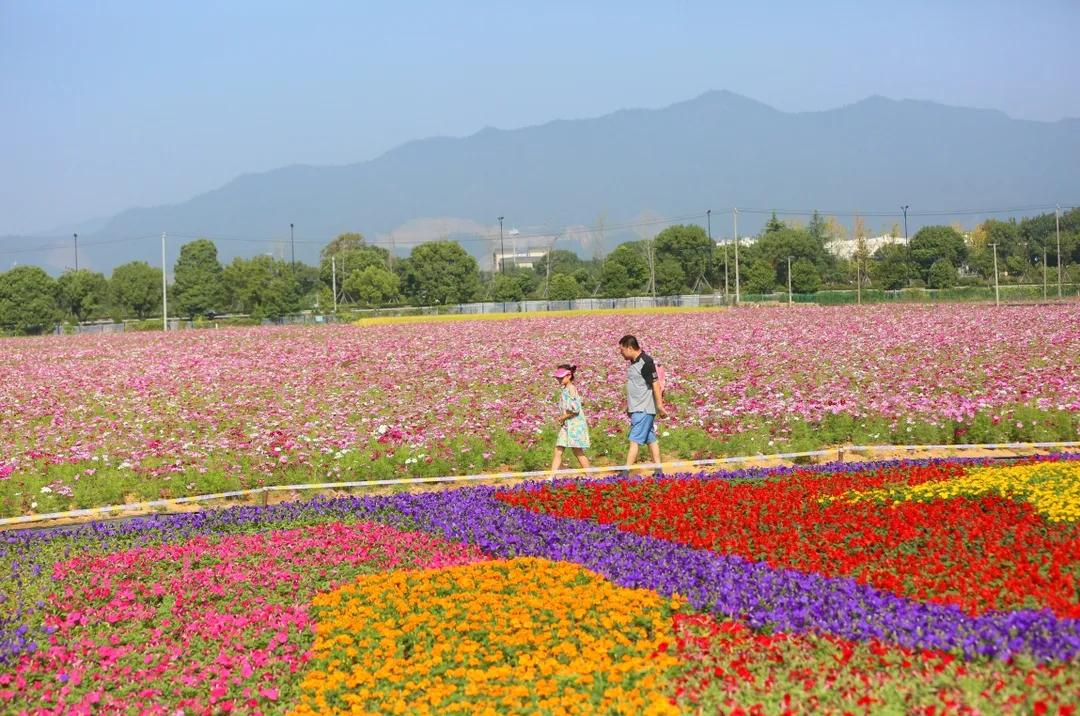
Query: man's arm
651 381 667 418
642 355 667 417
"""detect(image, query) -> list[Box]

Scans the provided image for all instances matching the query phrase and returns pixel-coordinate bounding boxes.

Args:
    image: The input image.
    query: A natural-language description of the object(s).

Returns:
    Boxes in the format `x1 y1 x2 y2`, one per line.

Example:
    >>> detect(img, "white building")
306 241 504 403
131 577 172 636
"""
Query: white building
494 248 549 271
826 234 908 260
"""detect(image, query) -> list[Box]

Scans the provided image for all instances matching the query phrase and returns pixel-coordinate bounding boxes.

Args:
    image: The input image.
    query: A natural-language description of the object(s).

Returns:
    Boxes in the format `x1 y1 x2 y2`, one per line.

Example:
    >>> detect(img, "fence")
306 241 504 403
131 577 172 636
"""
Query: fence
55 283 1079 334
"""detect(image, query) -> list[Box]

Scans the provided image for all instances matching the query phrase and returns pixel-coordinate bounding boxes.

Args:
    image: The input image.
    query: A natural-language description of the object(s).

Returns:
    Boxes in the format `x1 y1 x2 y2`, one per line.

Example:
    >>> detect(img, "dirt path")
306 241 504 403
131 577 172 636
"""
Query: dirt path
2 445 1064 534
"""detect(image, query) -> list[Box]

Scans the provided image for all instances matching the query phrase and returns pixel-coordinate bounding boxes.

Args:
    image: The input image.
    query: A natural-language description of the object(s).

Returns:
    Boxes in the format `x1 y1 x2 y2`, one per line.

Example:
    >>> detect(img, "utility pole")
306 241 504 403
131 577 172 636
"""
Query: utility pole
856 259 861 305
787 256 793 306
1054 206 1062 298
389 233 396 271
733 208 740 305
901 205 911 287
990 242 1000 306
331 256 338 313
290 223 295 269
161 233 168 331
73 233 78 271
1043 245 1048 300
498 217 505 274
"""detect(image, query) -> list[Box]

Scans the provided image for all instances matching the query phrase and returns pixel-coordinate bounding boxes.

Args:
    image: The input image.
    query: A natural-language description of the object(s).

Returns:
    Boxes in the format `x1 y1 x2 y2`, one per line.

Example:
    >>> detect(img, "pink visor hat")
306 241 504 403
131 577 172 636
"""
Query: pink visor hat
553 368 572 379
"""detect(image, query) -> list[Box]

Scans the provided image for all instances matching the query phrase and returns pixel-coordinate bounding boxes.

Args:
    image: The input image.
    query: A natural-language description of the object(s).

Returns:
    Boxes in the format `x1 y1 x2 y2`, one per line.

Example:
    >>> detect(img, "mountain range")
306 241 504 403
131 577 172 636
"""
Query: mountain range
5 90 1079 274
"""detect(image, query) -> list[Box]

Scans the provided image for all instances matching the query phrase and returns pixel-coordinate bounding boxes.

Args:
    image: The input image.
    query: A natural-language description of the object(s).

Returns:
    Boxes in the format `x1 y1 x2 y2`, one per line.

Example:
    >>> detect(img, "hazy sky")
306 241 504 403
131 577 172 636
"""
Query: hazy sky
2 0 1077 235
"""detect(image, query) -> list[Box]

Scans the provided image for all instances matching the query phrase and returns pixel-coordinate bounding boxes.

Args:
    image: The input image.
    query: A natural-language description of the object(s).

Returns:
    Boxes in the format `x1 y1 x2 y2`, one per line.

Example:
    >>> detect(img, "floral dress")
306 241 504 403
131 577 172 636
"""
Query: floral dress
556 387 591 449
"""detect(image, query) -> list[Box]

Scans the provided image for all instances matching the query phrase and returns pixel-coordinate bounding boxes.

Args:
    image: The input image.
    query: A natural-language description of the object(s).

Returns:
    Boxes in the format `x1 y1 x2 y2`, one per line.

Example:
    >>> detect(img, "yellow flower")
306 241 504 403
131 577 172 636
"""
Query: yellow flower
826 461 1080 522
289 557 683 715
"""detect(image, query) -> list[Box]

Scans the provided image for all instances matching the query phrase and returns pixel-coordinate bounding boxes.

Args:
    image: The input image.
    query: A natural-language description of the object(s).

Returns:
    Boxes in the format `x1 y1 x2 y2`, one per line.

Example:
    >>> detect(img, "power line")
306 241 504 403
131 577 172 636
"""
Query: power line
735 204 1072 218
0 234 159 256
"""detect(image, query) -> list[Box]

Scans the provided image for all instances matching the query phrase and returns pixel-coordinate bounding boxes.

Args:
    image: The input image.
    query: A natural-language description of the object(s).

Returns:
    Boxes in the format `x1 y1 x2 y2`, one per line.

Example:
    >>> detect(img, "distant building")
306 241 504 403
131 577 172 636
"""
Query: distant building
826 234 907 259
494 248 549 271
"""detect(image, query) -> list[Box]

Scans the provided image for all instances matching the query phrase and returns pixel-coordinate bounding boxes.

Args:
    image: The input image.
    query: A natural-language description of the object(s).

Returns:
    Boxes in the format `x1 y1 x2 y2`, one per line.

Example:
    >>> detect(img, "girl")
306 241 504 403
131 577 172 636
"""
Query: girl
551 364 591 474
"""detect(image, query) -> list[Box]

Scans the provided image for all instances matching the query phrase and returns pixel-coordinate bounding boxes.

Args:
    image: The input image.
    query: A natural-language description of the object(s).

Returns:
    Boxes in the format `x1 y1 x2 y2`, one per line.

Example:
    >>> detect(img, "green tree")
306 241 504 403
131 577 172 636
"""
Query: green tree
598 260 631 298
320 245 390 293
654 224 713 290
222 255 300 318
927 258 958 289
547 273 581 300
173 239 225 318
807 210 829 242
0 266 58 335
532 249 584 278
292 262 322 299
320 232 367 259
606 243 650 293
344 265 400 307
56 269 108 322
790 258 822 293
490 268 537 301
110 261 162 319
654 257 686 296
763 212 786 234
400 241 482 305
745 260 777 294
909 226 968 281
490 274 525 302
869 243 912 290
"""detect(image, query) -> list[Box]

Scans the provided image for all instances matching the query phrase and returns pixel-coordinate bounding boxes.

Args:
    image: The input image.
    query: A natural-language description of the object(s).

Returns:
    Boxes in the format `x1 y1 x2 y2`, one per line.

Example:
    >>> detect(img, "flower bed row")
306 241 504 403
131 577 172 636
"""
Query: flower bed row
1 457 1078 712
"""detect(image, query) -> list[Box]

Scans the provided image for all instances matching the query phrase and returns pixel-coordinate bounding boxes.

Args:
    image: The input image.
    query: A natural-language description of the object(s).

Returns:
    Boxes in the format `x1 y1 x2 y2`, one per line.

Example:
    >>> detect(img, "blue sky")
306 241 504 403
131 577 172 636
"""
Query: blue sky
2 0 1077 235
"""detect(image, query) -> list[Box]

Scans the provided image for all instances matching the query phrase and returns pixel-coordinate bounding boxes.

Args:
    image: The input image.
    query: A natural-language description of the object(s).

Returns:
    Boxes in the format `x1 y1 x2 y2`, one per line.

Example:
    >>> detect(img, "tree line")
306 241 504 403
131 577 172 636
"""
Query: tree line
1 209 1077 335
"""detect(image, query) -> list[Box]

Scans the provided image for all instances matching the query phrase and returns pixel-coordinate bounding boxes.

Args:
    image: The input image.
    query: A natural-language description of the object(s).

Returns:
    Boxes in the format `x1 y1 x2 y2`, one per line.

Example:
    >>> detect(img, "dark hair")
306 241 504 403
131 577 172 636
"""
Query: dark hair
619 335 640 350
557 363 577 381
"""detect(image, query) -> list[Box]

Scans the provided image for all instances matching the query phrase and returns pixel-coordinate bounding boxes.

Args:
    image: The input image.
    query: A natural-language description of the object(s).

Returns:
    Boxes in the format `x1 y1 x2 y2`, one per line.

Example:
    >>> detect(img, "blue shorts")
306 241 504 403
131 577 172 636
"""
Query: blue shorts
628 412 658 445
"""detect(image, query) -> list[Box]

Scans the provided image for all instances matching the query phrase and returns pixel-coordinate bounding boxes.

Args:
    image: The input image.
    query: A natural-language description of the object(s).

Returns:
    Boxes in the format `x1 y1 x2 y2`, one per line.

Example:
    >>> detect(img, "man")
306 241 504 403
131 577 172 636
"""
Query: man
618 334 667 475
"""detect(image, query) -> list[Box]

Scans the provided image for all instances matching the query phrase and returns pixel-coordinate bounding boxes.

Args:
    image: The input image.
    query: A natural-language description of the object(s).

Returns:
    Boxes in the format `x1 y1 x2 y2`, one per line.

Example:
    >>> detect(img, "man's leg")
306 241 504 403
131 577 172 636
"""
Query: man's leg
648 440 662 475
625 441 640 468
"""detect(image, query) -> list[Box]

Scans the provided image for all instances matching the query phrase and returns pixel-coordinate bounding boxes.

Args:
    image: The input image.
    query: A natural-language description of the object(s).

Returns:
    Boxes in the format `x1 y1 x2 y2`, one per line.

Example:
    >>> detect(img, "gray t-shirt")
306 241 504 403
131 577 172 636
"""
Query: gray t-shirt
626 352 658 414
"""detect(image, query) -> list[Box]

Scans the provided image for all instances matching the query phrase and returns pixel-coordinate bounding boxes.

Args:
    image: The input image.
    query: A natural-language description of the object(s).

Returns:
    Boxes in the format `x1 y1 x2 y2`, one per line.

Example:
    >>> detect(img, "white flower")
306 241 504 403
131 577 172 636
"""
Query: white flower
40 486 52 494
662 431 670 437
376 425 389 436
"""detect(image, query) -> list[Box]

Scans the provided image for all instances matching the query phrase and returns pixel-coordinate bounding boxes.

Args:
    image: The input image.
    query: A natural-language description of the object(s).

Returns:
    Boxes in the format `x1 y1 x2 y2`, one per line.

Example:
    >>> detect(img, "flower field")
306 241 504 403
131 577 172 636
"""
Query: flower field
1 304 1079 517
3 456 1079 713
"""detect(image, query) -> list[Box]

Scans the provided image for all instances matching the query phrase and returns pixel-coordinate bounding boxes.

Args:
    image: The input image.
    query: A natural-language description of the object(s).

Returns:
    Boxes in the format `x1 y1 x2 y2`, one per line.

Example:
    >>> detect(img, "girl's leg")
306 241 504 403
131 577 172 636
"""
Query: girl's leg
571 448 590 470
551 446 565 474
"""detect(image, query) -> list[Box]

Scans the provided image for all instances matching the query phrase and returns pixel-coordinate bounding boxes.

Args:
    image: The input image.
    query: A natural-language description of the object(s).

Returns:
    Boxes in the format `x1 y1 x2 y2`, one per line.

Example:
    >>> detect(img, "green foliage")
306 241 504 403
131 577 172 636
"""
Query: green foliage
598 260 631 298
654 257 686 296
173 239 225 319
0 265 59 335
790 258 822 293
870 243 912 290
344 265 401 307
531 249 584 278
745 260 777 294
927 258 958 289
909 226 967 281
223 255 302 317
490 270 537 302
56 269 108 322
654 224 713 290
547 273 582 300
606 243 650 292
400 241 482 305
110 261 162 319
